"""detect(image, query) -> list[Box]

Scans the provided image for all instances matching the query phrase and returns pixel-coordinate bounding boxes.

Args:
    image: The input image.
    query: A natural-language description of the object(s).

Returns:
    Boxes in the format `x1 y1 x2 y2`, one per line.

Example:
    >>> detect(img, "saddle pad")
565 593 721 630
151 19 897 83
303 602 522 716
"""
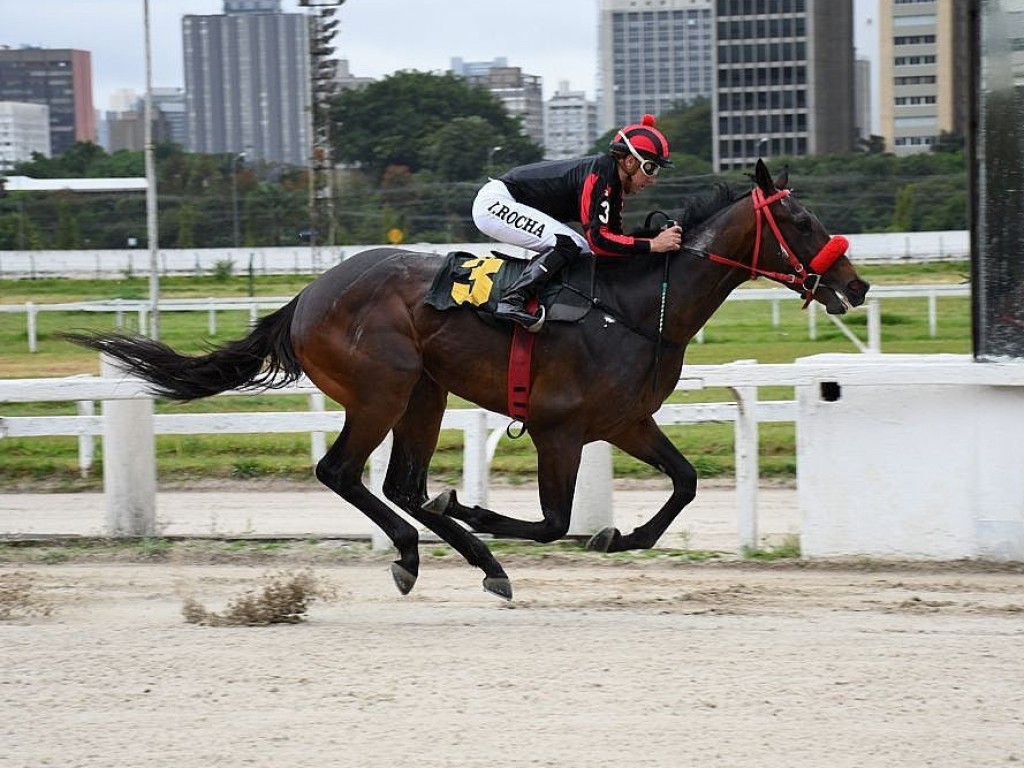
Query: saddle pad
425 251 592 323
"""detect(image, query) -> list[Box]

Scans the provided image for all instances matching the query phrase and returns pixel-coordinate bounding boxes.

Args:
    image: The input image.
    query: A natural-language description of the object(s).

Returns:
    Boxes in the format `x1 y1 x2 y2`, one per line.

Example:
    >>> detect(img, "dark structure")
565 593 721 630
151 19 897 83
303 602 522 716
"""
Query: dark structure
0 47 95 157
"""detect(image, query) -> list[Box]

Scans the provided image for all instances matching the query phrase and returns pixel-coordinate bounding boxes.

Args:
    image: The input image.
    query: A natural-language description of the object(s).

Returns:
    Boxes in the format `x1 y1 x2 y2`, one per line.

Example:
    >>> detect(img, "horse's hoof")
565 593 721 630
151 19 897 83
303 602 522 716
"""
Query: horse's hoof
421 489 455 515
482 577 513 601
390 562 418 595
586 527 619 553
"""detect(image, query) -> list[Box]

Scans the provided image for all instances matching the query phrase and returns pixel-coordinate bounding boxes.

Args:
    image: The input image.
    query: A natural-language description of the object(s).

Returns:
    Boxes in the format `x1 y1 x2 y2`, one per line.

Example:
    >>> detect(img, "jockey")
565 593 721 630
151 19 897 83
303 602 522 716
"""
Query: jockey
471 113 683 331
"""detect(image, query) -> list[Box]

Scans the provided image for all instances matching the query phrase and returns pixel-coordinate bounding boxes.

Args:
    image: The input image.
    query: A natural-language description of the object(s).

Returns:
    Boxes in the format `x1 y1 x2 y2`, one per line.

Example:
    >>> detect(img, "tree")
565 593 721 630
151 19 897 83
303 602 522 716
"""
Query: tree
330 71 542 178
932 130 965 154
857 134 888 154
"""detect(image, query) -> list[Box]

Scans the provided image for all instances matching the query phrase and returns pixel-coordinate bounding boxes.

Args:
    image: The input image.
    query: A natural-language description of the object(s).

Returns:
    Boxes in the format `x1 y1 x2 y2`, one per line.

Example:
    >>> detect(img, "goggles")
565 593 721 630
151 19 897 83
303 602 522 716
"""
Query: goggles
617 130 661 177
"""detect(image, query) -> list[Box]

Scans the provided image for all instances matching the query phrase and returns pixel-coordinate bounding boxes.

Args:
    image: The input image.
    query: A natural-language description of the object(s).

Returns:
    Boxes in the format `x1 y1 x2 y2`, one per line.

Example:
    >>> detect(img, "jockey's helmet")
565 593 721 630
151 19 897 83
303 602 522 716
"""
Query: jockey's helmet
610 114 673 173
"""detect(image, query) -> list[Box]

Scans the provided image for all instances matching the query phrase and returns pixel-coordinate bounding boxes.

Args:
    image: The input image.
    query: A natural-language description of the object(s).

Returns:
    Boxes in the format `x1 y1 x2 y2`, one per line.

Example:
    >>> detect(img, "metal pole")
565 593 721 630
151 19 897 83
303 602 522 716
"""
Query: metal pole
143 0 160 339
231 152 245 248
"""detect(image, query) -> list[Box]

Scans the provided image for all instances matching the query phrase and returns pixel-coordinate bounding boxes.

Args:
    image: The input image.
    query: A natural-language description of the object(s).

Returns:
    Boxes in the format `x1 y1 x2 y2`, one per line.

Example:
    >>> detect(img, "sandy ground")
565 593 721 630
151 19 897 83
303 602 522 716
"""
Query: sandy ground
3 555 1024 768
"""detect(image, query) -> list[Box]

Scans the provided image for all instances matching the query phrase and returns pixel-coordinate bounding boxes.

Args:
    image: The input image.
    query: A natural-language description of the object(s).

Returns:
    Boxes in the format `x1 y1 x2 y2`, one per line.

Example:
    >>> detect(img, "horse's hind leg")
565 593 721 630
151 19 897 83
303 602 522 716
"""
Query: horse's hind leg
315 419 423 595
430 431 582 544
382 377 513 600
587 417 697 553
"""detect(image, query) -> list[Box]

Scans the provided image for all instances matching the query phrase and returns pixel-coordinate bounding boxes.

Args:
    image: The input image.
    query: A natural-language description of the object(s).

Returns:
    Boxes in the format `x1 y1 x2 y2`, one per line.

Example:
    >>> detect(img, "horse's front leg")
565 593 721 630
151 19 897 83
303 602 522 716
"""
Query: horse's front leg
587 416 697 553
427 432 582 544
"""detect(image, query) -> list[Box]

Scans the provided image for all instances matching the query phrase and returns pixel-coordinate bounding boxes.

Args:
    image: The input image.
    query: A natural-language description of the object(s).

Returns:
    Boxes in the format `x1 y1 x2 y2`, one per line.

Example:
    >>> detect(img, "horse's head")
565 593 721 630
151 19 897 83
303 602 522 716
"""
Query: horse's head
747 160 870 314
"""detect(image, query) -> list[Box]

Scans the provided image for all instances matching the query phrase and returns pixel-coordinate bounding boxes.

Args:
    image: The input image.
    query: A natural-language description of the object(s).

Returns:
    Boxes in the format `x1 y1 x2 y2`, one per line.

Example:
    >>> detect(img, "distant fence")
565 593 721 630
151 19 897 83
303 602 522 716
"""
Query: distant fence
1 283 972 354
0 230 970 280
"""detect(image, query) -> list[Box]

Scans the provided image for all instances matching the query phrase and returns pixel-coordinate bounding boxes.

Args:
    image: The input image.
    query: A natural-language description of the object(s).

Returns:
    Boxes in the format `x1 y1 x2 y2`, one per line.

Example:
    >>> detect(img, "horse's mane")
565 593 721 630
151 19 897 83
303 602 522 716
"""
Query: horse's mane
676 182 747 230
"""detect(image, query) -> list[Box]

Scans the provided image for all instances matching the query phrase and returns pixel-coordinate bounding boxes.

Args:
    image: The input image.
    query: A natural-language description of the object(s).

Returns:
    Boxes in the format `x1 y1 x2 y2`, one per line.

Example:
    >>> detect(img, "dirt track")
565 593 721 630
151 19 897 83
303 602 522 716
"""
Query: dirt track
3 557 1024 768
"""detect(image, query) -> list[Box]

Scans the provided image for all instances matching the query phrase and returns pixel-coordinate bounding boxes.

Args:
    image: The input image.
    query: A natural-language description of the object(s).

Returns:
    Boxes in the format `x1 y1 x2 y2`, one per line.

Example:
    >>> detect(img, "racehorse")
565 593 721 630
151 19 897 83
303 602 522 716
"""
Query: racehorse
65 161 869 600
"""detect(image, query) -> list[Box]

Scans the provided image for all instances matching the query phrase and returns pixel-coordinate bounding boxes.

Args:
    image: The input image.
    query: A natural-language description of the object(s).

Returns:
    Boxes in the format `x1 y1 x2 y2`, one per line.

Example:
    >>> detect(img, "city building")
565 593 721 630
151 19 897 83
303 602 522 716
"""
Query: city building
335 59 375 93
100 88 186 153
713 0 856 171
598 0 715 134
0 101 50 170
182 0 310 166
544 81 599 160
451 57 545 147
854 57 872 142
878 0 969 155
0 47 95 157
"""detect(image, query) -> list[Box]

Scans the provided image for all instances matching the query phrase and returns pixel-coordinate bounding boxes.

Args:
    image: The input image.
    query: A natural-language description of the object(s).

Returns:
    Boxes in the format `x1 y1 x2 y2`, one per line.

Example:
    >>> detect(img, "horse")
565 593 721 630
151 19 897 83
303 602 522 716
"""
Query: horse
64 160 869 600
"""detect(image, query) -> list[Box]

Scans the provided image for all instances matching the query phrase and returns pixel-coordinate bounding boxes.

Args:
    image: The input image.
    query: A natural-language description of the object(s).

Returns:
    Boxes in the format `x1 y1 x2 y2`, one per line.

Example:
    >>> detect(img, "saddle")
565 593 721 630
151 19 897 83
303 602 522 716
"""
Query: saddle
425 250 593 325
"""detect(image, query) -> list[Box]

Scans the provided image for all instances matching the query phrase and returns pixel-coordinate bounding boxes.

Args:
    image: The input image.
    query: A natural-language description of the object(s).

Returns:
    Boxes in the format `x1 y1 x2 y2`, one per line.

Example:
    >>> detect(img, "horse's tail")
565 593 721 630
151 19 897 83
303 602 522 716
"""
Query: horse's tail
62 296 304 402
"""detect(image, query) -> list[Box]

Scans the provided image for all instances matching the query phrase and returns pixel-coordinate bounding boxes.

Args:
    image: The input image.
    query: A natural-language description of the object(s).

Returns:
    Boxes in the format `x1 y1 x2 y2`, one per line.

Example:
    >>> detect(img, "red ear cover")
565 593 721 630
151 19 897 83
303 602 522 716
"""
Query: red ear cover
809 235 848 273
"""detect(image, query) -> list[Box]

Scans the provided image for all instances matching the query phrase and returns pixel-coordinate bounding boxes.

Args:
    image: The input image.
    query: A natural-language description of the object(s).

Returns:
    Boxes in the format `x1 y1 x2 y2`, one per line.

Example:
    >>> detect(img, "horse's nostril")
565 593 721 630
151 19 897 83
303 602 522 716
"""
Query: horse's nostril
846 279 870 305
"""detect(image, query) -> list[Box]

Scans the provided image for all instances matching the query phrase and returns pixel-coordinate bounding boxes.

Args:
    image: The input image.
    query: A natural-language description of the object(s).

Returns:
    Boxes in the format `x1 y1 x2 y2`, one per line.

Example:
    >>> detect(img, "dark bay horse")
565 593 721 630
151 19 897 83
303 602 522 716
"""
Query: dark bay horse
65 161 869 599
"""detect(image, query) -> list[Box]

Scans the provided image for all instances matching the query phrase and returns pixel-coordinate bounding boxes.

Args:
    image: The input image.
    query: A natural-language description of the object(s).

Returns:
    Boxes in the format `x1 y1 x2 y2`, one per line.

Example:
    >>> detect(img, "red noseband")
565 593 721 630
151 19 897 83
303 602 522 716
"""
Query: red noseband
810 235 849 274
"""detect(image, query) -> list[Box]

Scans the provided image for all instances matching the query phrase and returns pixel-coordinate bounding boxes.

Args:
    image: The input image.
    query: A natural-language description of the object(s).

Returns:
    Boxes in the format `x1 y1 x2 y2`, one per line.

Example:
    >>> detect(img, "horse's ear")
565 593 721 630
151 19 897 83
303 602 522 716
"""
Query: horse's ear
754 158 774 194
775 164 790 190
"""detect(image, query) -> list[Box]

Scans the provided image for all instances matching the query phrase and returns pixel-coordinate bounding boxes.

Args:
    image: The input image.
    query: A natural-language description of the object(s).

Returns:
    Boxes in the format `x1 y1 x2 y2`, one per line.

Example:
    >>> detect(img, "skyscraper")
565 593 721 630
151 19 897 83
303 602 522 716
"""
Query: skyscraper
0 47 95 157
182 0 310 166
452 58 545 147
598 0 716 134
544 81 599 160
878 0 969 155
713 0 856 171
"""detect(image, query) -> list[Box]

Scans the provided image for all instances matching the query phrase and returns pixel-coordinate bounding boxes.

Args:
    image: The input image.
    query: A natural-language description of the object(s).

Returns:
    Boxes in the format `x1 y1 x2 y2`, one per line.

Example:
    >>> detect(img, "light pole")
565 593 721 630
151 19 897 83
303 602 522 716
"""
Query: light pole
758 136 770 159
143 0 160 339
231 152 246 248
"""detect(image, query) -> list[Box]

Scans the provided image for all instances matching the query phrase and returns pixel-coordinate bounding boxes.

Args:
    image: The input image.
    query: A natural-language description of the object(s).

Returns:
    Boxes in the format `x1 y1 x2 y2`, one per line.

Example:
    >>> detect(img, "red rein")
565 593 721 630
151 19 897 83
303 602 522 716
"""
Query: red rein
707 189 850 309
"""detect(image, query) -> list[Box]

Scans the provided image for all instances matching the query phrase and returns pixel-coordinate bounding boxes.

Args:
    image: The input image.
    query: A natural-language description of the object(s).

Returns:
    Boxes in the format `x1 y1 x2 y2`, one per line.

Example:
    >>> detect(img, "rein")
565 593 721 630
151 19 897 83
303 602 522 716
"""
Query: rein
697 188 848 309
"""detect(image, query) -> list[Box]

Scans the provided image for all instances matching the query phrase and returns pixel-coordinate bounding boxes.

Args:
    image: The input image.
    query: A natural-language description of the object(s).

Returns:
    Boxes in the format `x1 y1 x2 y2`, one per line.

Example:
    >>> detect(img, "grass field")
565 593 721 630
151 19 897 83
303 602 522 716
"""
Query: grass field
0 261 972 489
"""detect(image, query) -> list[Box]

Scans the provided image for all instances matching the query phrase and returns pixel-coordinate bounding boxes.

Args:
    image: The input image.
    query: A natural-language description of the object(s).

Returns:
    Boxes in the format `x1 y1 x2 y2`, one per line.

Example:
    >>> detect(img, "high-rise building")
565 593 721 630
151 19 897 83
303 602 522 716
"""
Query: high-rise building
878 0 969 156
713 0 856 171
0 47 95 157
598 0 715 134
0 101 50 170
544 81 598 160
453 58 545 147
854 57 872 142
182 0 310 165
100 88 186 153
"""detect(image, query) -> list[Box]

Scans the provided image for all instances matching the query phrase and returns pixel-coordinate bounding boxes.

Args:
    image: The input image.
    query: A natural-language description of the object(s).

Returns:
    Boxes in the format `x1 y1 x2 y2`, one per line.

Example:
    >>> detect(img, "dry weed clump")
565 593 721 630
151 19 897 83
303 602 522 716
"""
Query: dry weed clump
182 568 338 626
0 571 54 619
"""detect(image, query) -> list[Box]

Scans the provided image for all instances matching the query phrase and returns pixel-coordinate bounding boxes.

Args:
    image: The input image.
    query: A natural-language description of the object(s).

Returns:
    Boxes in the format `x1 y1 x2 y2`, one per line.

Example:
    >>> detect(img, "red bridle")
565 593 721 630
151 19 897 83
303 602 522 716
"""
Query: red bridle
705 188 849 308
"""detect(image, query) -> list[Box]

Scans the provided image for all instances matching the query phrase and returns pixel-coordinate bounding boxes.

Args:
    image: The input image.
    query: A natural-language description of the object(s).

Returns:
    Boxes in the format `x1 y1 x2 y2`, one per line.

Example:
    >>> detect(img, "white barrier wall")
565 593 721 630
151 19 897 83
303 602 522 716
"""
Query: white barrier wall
0 231 969 279
797 354 1024 560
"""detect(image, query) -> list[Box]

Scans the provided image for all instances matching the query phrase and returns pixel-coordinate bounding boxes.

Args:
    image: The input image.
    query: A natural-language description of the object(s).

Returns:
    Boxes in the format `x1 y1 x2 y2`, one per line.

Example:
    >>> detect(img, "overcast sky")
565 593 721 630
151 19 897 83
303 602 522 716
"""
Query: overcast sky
2 0 878 113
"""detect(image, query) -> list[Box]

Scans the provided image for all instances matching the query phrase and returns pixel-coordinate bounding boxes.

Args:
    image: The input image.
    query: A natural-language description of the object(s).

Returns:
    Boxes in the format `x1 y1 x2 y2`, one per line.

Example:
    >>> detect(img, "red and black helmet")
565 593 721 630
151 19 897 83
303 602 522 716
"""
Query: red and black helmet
610 113 673 168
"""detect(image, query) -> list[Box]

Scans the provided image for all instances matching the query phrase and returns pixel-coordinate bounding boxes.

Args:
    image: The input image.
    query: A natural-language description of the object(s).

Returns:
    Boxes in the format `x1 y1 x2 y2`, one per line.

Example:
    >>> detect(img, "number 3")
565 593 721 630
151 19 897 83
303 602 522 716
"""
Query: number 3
598 199 610 225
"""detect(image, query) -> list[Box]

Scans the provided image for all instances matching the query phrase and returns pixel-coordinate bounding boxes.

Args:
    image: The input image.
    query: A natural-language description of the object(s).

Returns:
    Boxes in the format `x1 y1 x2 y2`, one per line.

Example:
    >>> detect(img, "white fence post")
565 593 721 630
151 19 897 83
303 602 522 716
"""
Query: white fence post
308 392 327 465
101 356 156 536
730 385 759 552
462 410 489 508
570 441 614 536
369 433 392 552
867 299 882 353
76 400 95 477
26 302 37 353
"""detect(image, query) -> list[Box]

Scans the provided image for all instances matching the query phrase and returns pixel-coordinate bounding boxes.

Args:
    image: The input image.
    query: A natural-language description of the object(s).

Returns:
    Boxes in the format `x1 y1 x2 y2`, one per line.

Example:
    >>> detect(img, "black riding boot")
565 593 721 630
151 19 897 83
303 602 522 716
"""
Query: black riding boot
494 235 580 332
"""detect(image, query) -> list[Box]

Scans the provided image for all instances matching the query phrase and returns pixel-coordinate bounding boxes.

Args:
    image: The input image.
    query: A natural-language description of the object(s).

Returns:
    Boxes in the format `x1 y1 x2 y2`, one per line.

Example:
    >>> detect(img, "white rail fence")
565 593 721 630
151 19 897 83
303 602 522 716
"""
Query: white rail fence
1 283 971 354
5 354 1024 557
0 359 800 550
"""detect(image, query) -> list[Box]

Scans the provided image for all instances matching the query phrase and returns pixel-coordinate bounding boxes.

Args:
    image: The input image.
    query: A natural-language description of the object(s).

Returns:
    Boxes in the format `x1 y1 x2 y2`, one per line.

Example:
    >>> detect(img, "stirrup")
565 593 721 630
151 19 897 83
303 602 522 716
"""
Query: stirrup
496 304 545 333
